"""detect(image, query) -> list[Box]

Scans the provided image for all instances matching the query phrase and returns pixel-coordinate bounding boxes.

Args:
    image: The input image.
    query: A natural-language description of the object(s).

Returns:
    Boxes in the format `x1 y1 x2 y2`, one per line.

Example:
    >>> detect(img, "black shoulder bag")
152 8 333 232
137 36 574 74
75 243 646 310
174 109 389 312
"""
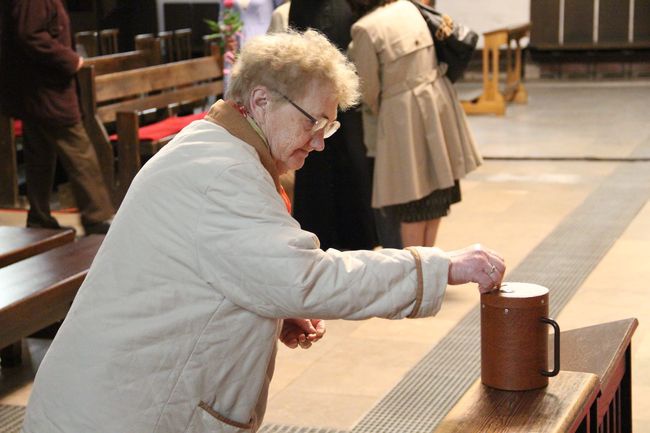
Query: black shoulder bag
409 0 478 83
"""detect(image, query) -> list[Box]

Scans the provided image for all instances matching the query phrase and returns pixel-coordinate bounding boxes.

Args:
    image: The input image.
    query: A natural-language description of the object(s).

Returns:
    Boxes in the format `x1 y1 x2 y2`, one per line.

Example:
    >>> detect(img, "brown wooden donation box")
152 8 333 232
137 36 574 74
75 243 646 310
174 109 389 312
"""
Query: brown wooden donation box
433 318 637 433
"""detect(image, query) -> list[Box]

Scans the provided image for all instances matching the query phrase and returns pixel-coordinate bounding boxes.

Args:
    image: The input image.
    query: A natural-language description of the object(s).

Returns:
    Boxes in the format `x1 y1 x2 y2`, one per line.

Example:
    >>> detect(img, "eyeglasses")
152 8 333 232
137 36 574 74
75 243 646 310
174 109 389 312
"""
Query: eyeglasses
280 93 340 139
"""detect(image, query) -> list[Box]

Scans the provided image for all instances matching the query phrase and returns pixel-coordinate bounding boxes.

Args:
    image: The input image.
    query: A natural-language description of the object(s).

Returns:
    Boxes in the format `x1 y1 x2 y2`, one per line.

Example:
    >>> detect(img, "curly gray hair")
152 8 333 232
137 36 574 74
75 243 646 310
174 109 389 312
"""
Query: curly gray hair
226 29 360 110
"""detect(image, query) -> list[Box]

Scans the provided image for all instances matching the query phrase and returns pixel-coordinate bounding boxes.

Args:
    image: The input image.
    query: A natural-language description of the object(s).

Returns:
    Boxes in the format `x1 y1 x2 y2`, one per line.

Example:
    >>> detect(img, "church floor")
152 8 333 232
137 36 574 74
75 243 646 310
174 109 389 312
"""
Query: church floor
1 80 649 432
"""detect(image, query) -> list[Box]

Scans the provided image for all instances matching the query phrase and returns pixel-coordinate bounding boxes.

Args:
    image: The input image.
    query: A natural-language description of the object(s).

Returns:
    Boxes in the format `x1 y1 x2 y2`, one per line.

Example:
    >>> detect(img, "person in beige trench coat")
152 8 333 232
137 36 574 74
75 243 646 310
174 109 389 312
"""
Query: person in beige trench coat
348 0 482 247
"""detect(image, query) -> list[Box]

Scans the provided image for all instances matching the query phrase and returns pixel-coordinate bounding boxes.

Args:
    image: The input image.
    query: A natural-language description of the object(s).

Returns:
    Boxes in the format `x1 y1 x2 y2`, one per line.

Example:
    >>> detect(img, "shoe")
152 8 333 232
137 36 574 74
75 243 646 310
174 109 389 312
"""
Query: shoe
26 215 61 229
83 219 112 235
27 215 76 234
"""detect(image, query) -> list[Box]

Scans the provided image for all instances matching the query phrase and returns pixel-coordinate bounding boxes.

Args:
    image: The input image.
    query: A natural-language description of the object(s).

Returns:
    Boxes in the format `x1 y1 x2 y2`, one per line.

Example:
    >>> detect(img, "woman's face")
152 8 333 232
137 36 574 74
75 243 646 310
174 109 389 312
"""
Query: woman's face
257 80 338 174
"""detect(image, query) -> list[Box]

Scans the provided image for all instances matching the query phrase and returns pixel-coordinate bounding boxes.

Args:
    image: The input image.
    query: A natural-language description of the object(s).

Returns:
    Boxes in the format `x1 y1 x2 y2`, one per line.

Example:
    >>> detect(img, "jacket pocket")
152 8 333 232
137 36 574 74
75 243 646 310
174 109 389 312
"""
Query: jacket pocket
185 401 253 433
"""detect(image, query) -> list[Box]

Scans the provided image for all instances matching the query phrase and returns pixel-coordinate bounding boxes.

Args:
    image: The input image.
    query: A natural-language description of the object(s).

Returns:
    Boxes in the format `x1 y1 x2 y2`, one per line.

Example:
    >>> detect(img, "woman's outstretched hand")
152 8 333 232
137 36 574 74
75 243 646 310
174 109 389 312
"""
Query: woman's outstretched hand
447 244 506 293
280 318 326 349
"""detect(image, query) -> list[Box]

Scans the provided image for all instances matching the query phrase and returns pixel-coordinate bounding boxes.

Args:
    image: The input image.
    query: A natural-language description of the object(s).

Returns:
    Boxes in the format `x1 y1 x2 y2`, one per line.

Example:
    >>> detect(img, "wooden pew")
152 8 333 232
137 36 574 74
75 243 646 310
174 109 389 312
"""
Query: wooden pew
78 48 223 206
434 371 600 433
84 34 161 76
0 226 75 268
75 30 98 57
173 28 193 60
552 318 638 433
462 23 531 116
433 318 638 433
99 28 119 55
0 114 18 207
0 235 104 367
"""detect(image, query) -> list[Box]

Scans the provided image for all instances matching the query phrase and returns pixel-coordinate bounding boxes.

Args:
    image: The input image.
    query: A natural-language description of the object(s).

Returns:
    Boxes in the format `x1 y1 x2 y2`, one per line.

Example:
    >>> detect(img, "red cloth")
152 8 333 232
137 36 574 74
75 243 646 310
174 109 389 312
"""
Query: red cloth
14 120 23 137
109 112 207 142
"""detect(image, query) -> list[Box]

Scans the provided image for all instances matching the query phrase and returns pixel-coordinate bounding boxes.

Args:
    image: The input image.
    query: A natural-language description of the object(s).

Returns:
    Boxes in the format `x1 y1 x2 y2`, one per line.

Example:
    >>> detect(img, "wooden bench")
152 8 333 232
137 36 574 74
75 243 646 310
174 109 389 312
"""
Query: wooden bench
0 226 75 268
78 49 223 205
434 370 600 433
84 34 161 75
552 318 637 433
0 235 104 367
0 115 19 207
462 23 531 116
99 28 119 55
75 30 98 57
433 318 638 433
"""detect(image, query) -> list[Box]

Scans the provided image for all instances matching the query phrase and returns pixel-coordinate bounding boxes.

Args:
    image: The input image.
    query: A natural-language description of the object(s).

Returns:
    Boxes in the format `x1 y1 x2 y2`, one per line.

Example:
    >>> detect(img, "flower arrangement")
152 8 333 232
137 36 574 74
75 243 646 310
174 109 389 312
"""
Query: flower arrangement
204 1 244 50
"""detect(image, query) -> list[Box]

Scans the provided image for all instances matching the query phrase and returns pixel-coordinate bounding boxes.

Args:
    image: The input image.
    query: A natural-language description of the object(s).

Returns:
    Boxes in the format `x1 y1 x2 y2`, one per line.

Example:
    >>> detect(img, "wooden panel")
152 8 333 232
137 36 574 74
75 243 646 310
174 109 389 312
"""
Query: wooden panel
0 115 18 207
0 235 104 349
549 318 638 430
530 0 561 47
97 81 223 123
599 0 630 46
550 318 637 388
0 227 75 268
95 56 221 101
564 0 595 45
635 0 650 42
433 371 599 433
86 50 150 75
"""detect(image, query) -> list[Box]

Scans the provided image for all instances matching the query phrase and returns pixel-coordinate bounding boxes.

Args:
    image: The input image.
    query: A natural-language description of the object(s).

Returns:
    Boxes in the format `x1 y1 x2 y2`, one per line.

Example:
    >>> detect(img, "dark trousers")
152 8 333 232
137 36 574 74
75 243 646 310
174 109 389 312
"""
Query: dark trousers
368 158 402 249
22 120 114 227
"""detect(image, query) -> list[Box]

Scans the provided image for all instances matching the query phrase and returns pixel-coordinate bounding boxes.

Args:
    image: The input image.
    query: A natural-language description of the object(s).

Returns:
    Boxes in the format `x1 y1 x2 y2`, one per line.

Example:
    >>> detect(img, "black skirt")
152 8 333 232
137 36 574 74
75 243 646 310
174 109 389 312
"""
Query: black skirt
386 181 461 223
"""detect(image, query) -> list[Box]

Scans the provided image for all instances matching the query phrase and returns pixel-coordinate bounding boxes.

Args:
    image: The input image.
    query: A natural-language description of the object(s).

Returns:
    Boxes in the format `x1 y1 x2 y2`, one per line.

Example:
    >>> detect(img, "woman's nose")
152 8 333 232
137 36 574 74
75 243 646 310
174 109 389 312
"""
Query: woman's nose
310 132 326 151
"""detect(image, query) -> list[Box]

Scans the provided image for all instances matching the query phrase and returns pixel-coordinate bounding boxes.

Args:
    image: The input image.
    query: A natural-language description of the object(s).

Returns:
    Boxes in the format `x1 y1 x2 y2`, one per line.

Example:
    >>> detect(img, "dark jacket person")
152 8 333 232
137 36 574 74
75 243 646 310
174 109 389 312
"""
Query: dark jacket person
0 0 113 233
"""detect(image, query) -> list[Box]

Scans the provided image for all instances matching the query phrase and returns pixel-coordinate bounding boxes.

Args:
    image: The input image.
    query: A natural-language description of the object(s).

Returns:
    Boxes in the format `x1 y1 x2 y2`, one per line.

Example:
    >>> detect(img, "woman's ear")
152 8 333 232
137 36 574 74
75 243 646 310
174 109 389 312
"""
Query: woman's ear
248 86 271 120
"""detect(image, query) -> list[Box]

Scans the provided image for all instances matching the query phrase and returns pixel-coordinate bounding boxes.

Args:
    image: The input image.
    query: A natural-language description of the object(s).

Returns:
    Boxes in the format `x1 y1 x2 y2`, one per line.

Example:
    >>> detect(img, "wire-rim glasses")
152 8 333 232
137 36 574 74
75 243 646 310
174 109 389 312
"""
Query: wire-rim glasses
279 93 340 139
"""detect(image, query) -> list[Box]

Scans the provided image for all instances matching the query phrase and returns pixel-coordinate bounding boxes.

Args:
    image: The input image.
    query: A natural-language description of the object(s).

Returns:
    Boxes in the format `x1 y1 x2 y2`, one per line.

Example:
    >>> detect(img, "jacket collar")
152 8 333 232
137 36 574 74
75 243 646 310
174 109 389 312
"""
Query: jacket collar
204 99 282 193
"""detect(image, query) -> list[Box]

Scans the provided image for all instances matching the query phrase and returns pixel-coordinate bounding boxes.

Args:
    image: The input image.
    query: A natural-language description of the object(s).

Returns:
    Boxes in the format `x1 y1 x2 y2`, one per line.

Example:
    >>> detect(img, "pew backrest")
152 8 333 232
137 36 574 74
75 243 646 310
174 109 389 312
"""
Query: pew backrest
78 50 223 205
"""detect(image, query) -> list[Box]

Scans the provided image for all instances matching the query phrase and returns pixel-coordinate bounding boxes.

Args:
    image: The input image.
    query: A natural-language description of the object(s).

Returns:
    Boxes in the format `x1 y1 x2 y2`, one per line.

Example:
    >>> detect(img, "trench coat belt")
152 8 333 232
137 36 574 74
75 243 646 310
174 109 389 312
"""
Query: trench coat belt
381 67 441 99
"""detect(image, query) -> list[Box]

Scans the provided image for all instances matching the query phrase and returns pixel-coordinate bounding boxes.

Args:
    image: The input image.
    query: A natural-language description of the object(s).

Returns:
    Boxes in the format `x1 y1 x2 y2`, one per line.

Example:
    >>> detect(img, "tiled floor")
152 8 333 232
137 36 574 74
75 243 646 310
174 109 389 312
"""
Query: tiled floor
1 80 649 431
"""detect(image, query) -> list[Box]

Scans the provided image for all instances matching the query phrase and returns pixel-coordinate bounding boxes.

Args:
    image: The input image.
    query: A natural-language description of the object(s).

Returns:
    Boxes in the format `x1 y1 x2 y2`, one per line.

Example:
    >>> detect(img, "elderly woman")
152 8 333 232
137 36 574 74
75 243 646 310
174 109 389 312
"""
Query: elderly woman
347 0 482 247
22 30 504 433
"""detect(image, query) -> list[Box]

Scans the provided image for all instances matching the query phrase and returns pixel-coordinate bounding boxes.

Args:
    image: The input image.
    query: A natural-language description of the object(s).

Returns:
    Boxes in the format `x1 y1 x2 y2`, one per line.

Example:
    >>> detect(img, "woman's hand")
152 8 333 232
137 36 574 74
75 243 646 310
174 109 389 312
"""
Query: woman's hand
280 318 326 349
447 244 506 293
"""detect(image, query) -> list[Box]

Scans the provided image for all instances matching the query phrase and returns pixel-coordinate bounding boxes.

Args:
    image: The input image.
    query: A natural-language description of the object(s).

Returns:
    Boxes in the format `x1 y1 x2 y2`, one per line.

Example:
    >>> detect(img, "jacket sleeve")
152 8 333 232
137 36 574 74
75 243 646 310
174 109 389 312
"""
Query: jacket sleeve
195 161 449 320
348 24 380 115
12 0 80 77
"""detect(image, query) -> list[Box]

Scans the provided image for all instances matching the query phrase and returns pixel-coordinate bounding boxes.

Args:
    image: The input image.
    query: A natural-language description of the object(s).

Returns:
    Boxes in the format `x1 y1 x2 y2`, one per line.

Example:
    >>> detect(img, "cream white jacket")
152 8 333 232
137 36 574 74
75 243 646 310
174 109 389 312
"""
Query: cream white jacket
23 102 450 433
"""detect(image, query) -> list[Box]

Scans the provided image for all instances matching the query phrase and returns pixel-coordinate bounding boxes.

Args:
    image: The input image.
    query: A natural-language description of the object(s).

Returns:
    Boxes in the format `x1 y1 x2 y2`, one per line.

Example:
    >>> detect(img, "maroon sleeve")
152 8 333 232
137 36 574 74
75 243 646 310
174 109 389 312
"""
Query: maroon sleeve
12 0 80 77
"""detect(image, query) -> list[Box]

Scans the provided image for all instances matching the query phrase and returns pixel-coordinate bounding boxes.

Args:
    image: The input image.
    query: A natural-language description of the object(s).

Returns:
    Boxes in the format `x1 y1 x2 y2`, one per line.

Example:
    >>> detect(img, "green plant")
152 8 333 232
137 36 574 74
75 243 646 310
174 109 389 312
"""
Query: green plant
204 8 244 49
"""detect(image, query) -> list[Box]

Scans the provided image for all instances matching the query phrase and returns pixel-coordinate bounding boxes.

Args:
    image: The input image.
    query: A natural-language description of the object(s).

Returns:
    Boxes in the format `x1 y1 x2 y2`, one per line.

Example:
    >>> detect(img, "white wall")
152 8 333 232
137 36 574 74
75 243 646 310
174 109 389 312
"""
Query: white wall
436 0 530 47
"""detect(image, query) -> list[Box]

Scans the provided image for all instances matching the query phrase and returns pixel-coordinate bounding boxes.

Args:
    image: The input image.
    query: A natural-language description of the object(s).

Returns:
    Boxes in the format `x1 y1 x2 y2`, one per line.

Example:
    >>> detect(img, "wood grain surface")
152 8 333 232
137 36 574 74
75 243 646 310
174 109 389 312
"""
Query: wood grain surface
434 371 599 433
0 227 75 268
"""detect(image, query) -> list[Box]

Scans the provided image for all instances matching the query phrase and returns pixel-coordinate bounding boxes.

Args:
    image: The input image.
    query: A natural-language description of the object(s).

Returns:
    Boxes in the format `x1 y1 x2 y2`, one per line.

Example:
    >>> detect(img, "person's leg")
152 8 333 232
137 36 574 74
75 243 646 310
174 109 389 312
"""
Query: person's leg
51 122 114 229
400 220 426 247
22 120 59 228
423 218 441 246
374 207 403 249
370 158 402 249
